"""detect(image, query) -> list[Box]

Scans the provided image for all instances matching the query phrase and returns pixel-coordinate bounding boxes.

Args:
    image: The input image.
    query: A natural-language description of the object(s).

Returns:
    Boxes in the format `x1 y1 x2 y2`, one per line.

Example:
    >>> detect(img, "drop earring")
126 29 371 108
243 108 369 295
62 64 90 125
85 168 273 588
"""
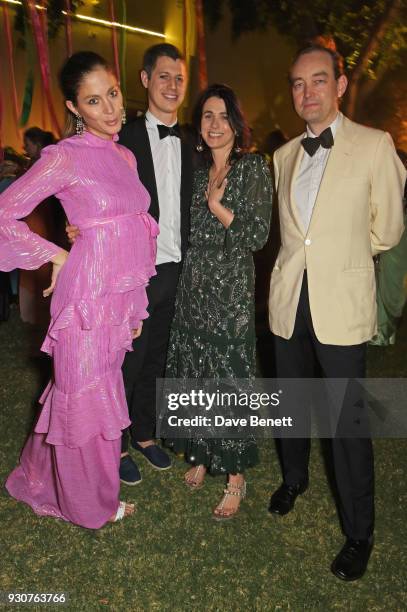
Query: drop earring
234 132 241 153
121 107 127 125
75 114 84 136
196 135 204 152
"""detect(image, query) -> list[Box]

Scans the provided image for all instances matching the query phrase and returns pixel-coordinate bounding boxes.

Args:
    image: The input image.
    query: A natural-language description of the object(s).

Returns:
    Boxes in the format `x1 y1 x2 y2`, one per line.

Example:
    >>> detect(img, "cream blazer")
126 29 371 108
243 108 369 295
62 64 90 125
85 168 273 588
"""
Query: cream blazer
269 115 406 345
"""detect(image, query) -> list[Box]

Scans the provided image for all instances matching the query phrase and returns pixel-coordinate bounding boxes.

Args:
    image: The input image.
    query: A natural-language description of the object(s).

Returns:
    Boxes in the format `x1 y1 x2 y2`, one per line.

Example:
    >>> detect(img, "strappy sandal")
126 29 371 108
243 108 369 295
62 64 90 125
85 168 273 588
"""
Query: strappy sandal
184 465 206 490
212 480 246 521
109 501 135 522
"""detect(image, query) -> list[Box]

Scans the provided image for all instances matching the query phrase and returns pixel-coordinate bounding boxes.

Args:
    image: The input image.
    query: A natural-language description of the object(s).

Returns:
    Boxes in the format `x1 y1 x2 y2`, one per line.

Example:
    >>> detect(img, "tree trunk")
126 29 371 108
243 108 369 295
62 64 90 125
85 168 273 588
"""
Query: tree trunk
343 0 401 118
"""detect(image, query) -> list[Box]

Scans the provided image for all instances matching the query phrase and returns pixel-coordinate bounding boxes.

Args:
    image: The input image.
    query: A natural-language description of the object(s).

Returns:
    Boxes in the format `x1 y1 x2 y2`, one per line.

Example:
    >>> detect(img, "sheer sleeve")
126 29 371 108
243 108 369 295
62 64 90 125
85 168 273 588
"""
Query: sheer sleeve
225 154 273 253
0 144 72 271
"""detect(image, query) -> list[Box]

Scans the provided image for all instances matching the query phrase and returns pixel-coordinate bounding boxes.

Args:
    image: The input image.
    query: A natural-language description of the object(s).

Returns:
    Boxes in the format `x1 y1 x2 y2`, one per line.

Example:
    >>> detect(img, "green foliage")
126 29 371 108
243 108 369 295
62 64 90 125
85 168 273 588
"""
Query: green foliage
13 0 84 48
204 0 407 78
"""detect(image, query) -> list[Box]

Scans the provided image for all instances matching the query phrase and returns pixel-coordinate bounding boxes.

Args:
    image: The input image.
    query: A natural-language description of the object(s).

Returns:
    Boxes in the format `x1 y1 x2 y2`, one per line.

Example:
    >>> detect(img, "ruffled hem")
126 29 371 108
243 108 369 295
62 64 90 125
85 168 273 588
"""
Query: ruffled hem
57 264 157 301
35 369 131 448
42 287 148 357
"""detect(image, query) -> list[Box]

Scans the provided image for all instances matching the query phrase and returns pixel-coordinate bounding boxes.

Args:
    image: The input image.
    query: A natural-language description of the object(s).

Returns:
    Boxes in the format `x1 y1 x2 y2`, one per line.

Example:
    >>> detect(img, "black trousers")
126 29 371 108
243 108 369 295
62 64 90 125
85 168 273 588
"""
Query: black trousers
273 272 374 540
121 261 181 450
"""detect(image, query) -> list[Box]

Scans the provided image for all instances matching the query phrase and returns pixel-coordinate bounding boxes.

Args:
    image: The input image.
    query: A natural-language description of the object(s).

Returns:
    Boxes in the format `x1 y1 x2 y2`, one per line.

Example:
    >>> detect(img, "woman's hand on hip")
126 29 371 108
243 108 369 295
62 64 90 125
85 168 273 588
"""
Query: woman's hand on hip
132 321 143 339
66 223 80 244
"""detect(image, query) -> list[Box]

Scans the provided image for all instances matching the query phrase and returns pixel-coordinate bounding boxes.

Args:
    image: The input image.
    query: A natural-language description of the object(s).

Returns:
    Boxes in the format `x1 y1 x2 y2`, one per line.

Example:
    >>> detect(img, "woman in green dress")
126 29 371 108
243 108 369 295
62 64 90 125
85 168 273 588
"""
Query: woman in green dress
166 84 273 519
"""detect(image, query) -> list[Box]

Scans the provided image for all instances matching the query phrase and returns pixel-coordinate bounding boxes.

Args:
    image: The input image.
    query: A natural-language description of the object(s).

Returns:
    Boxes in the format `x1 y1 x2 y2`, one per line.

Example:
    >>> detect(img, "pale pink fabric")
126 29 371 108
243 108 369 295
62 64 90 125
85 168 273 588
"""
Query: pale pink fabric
0 131 158 528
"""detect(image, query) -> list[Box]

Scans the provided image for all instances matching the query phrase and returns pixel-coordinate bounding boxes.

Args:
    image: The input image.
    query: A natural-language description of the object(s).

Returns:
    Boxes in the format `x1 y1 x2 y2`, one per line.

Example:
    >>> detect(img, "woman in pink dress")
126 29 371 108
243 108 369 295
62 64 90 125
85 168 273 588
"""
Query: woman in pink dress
0 52 158 528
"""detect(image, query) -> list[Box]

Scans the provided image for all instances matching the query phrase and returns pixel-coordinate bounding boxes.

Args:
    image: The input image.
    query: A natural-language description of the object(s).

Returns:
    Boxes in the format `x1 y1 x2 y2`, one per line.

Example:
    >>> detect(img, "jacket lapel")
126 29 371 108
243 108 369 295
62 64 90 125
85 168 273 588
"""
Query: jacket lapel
284 137 306 236
133 117 160 221
308 115 356 231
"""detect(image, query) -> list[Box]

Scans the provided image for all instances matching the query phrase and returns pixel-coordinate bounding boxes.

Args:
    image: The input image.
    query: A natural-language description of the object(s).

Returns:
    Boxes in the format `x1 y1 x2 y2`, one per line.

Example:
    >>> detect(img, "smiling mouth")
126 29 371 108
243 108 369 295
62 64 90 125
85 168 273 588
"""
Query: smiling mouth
208 132 223 137
162 94 178 100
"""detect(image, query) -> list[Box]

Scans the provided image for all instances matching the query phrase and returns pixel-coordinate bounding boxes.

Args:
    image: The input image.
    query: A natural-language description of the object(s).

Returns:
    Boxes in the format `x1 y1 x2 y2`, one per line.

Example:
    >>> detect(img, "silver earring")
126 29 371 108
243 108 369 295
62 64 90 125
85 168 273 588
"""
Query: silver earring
234 132 241 153
121 107 127 125
196 136 204 152
75 114 84 136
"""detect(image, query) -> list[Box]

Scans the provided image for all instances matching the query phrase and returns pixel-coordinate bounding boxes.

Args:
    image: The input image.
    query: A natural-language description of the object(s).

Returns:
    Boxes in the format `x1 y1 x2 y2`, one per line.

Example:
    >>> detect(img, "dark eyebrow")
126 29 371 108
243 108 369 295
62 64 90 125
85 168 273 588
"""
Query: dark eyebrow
159 71 184 77
84 86 117 100
290 77 303 85
290 70 329 84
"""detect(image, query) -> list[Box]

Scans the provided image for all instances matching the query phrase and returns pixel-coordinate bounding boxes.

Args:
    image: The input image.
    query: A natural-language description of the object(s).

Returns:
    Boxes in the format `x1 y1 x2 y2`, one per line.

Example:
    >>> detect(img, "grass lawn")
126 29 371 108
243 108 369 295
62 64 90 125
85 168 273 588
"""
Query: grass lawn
0 308 406 611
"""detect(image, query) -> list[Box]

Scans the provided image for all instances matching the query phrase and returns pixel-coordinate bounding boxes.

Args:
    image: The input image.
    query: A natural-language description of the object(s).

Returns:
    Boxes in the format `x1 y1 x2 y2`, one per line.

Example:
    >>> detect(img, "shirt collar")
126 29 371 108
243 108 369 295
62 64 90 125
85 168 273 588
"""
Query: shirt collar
306 111 342 139
145 110 178 129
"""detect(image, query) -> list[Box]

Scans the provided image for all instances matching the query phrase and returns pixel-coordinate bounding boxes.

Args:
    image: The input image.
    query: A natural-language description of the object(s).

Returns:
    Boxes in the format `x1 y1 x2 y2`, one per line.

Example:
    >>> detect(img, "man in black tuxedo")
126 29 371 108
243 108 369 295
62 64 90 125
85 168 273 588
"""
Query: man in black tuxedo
118 44 193 483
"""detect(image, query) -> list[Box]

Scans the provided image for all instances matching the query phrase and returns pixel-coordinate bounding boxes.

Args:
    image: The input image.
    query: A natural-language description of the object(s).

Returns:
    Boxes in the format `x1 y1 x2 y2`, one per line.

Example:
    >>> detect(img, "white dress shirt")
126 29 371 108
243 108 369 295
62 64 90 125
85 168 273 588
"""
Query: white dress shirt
145 110 182 265
294 112 341 233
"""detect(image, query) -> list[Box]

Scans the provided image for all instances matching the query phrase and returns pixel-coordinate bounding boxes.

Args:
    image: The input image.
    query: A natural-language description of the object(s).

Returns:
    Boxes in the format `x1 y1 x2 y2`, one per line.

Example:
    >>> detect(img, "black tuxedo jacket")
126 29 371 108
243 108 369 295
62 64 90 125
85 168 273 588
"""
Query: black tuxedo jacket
118 116 193 259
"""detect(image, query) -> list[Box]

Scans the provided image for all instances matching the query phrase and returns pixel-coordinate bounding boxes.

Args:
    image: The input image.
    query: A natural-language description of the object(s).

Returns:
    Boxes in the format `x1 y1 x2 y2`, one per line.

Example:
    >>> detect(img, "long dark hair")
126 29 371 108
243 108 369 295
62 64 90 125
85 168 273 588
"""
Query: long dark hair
192 83 250 166
24 127 55 148
59 51 111 137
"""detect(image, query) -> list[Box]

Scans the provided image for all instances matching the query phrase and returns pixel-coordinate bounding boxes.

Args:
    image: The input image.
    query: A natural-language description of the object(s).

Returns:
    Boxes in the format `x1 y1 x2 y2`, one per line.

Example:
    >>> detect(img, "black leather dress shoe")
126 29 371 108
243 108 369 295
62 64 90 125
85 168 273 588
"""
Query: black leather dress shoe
331 537 374 581
268 481 308 516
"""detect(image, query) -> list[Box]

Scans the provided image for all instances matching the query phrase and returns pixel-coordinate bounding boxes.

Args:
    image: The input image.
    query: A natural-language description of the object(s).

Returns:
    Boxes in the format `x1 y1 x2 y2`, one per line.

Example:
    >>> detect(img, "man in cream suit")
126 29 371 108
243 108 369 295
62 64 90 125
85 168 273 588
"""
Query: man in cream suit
268 44 405 581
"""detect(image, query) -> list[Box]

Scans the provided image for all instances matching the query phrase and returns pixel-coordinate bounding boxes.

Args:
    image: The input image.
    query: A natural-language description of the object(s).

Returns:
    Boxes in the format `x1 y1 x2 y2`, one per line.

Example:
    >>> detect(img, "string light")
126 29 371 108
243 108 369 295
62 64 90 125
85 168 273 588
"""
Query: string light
1 0 45 9
1 0 165 37
62 11 165 38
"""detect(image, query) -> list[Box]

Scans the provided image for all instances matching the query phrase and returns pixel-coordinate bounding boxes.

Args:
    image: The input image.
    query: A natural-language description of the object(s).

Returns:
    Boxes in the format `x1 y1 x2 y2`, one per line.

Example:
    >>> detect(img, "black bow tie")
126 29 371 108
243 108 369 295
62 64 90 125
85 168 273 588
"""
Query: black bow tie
301 127 334 157
157 123 181 139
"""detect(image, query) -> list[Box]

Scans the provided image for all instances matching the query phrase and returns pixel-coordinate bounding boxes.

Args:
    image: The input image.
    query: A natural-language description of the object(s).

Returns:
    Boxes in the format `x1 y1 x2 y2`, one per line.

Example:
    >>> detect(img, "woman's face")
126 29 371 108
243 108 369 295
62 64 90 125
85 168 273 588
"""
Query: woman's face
200 96 235 156
66 67 123 139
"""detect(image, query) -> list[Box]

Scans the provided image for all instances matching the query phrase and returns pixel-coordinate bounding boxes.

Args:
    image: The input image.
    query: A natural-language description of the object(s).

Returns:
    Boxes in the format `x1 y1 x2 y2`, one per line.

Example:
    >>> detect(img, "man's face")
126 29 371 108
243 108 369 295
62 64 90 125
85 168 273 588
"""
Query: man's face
141 56 187 122
290 50 347 132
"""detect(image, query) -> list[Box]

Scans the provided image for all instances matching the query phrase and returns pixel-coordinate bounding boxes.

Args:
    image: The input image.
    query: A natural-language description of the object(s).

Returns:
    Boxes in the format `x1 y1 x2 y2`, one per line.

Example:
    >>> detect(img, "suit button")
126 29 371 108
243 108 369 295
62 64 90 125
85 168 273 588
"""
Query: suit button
305 238 312 246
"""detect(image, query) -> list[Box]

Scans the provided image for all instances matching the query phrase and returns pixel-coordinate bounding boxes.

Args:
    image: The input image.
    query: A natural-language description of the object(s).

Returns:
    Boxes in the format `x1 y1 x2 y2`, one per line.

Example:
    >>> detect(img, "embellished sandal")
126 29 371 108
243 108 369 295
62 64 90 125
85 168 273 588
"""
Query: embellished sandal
184 465 206 490
109 501 135 522
212 480 246 521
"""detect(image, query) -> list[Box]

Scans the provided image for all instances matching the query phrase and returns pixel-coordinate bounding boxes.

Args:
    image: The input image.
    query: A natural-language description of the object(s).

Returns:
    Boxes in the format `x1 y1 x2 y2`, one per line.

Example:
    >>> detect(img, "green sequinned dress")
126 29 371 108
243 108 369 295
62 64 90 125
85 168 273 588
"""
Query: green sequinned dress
165 154 273 474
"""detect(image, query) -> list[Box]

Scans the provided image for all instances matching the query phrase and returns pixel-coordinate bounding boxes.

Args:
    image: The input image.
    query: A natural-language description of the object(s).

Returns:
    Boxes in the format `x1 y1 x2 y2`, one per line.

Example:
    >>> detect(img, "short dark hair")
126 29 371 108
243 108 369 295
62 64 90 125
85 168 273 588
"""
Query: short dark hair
142 43 184 78
290 44 345 81
192 83 250 165
24 127 55 149
59 51 110 104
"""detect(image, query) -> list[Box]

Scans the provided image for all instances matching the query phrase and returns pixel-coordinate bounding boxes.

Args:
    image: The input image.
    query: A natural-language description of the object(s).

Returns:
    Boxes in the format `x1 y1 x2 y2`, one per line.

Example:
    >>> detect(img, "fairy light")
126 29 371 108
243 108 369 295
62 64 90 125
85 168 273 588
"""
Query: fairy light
1 1 166 38
1 0 45 8
62 11 165 38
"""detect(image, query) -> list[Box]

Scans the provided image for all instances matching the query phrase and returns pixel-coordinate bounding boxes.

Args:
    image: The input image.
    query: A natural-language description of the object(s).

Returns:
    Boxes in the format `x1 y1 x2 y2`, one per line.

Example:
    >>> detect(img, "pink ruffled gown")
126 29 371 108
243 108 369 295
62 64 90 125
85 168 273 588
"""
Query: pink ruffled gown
0 131 158 528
